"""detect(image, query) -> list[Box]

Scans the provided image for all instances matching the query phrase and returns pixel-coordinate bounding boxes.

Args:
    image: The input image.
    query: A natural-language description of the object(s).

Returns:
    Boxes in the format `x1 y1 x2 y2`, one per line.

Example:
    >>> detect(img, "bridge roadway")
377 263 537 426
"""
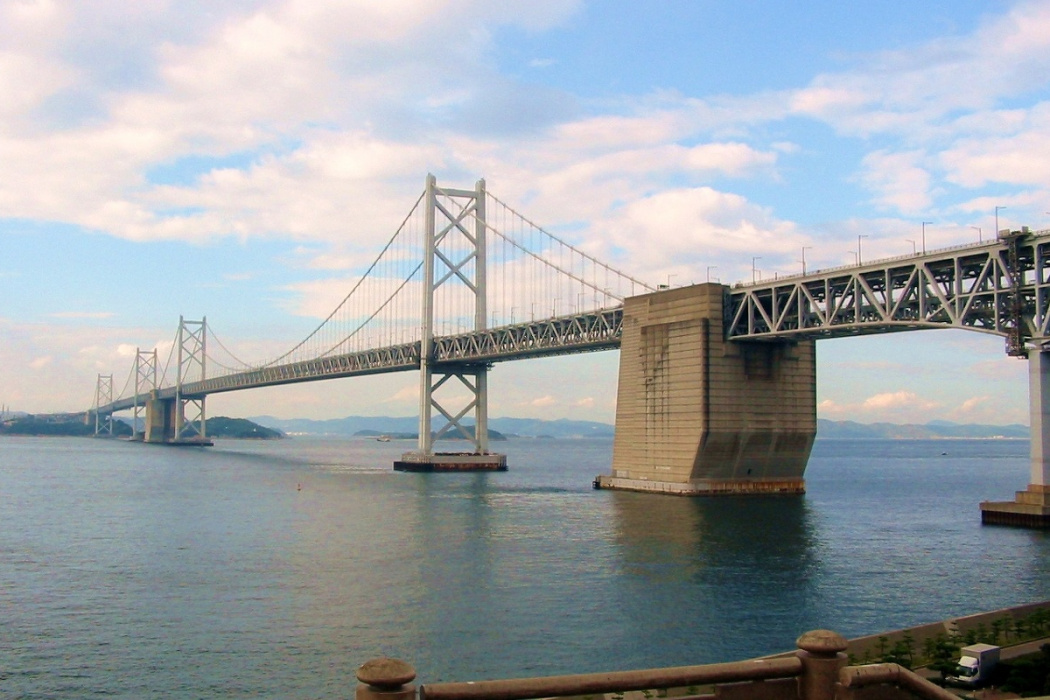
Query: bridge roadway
99 227 1050 416
98 308 624 414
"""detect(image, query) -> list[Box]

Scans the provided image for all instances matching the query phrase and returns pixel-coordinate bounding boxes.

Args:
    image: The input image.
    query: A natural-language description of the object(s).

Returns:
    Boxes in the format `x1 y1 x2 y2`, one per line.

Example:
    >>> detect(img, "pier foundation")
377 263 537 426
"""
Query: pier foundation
598 283 815 495
394 452 507 472
142 395 213 446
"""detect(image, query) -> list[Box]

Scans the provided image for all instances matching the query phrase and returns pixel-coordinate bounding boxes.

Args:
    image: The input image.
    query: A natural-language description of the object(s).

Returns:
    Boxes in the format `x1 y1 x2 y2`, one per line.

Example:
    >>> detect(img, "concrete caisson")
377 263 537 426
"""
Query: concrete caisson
599 283 816 495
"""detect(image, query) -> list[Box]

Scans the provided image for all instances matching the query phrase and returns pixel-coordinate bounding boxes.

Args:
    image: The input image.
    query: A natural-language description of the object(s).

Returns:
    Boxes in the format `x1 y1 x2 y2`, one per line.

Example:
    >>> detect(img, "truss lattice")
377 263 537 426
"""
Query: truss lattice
727 229 1050 356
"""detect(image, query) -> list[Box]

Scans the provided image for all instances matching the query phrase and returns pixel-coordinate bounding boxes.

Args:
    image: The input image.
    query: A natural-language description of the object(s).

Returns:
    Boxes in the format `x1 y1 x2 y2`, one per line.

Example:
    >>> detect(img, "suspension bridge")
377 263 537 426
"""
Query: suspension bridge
77 174 1050 525
87 175 652 470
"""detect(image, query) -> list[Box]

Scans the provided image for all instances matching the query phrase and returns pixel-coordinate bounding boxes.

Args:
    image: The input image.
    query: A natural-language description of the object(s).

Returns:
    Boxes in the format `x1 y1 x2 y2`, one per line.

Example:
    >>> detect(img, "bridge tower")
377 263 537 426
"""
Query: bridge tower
131 348 157 441
395 174 507 472
94 373 114 437
143 317 212 445
176 316 208 442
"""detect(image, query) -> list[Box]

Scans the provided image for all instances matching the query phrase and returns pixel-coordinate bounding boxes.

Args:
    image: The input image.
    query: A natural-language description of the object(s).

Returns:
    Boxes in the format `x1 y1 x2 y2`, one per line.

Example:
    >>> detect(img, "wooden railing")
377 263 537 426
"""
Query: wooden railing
355 630 956 700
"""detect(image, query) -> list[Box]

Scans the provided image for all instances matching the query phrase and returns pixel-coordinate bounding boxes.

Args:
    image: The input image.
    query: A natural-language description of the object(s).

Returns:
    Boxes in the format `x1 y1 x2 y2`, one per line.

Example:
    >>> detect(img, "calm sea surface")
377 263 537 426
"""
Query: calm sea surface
2 435 1049 698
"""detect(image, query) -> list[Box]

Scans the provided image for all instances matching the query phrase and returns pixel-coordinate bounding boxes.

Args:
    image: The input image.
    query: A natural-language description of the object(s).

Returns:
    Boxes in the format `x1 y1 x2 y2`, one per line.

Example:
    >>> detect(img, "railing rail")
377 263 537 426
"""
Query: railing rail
354 630 963 700
420 656 802 700
839 663 958 700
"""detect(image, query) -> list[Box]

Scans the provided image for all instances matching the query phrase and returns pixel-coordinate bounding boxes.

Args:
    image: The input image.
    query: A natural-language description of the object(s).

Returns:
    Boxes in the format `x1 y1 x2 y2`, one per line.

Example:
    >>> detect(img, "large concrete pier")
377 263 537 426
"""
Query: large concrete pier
141 395 212 446
598 283 815 495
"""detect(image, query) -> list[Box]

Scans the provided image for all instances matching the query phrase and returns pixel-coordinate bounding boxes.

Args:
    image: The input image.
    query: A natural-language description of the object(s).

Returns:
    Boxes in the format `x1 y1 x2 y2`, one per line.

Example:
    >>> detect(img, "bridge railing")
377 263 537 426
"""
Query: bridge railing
731 227 1050 289
355 631 956 700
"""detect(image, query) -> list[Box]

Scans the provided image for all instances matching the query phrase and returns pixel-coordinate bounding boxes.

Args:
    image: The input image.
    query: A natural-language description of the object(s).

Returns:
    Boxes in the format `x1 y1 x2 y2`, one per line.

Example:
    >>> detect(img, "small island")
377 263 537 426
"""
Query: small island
204 417 284 439
0 415 133 437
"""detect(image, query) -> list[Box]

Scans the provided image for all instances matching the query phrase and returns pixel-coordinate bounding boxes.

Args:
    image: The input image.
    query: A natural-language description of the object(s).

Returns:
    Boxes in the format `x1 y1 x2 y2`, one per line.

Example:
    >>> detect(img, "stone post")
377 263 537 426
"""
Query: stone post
357 658 417 700
796 630 847 700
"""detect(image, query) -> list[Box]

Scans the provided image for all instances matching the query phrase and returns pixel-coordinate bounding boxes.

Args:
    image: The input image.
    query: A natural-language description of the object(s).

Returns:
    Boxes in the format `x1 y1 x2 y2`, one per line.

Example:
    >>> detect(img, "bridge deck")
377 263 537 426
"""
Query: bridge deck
100 309 623 413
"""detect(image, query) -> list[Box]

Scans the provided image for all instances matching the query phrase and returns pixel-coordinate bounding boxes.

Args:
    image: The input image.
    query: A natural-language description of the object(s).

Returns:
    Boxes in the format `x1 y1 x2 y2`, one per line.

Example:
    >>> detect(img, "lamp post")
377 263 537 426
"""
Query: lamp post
905 239 916 254
971 226 982 243
921 221 932 254
706 266 717 283
995 206 1006 236
857 235 868 265
801 246 812 274
752 257 761 283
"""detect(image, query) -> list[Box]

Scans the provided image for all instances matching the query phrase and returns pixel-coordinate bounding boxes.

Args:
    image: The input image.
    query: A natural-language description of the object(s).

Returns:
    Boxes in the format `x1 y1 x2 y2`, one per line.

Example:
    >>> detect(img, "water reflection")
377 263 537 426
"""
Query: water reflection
606 492 820 663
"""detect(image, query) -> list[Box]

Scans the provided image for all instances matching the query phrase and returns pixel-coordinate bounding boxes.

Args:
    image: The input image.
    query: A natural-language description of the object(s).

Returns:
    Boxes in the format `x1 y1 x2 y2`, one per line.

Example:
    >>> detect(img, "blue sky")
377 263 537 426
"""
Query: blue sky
2 0 1049 424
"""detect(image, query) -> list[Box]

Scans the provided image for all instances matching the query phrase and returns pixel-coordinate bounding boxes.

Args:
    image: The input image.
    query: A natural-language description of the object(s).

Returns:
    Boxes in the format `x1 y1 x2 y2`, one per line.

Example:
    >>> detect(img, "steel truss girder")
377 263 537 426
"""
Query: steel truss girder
433 308 623 362
726 231 1050 354
179 343 422 396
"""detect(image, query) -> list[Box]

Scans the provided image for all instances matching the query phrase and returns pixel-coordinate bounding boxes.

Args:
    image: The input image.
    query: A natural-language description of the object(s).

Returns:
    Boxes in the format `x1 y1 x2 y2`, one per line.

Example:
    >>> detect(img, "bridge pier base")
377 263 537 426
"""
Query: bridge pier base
981 348 1050 527
394 453 508 472
143 396 213 446
598 284 815 496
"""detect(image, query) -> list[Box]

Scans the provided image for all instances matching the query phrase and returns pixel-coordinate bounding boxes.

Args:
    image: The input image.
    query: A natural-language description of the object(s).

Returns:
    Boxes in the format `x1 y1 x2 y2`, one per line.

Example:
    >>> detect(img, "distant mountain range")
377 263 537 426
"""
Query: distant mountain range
815 418 1028 439
248 414 1027 440
249 415 616 439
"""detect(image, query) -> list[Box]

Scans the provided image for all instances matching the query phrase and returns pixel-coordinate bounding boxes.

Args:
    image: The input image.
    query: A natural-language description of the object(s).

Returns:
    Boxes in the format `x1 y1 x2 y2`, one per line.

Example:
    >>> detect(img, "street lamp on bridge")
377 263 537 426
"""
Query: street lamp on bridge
752 257 761 283
905 239 916 254
857 235 868 265
800 246 812 275
921 221 932 254
971 226 982 243
995 206 1007 236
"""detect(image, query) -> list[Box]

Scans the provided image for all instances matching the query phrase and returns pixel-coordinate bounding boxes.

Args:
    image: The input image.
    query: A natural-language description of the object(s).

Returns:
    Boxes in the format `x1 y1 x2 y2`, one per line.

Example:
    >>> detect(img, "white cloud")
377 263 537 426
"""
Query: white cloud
862 391 939 411
580 186 805 282
858 150 933 215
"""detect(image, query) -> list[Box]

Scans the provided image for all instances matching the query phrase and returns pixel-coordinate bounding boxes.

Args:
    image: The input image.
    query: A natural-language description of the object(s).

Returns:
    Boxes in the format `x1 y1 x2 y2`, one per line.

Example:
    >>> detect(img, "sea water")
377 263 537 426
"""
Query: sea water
2 436 1048 698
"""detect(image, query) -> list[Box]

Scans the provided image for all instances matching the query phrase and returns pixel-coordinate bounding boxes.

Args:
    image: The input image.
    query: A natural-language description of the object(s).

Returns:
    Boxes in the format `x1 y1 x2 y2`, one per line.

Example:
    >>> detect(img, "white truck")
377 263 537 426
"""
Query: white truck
948 643 1001 686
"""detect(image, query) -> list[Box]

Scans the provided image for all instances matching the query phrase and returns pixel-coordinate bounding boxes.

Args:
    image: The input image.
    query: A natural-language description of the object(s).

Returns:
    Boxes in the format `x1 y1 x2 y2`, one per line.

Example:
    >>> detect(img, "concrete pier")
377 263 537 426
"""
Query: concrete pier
598 283 815 495
142 395 213 446
980 349 1050 527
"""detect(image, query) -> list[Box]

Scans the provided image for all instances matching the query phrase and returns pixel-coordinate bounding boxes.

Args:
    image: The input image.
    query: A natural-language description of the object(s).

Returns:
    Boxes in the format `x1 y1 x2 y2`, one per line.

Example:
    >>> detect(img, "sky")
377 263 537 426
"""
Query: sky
2 0 1050 425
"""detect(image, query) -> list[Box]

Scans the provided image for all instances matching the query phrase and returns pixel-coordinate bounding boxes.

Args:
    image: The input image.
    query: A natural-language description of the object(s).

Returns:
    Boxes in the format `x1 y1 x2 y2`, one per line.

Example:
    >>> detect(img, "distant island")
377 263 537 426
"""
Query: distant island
204 417 284 439
0 415 283 439
1 411 1029 441
0 415 133 437
353 428 508 441
251 414 614 439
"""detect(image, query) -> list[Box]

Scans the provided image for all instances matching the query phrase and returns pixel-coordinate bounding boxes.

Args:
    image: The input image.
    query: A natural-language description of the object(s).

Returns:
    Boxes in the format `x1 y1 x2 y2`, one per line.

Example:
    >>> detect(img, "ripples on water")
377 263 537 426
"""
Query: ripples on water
2 436 1048 698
